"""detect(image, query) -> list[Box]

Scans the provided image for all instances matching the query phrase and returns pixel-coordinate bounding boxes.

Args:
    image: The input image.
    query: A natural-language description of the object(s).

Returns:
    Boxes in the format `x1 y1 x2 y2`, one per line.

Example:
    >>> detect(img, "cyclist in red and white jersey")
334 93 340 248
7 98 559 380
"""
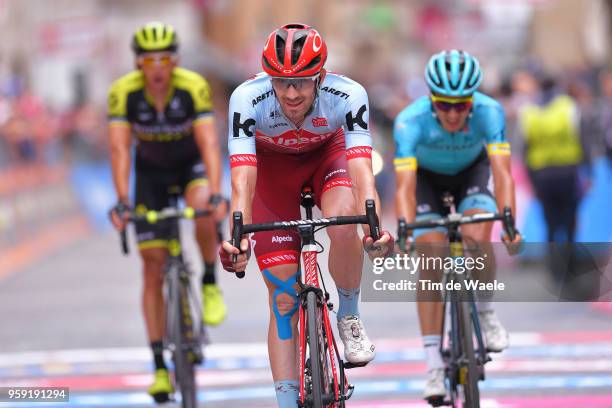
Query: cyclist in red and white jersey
219 23 393 407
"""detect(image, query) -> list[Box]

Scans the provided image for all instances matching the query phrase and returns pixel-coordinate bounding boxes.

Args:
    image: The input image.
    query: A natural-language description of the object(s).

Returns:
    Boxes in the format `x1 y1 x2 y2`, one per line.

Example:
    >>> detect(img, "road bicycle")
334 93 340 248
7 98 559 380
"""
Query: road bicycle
231 186 381 407
118 197 211 408
398 193 516 408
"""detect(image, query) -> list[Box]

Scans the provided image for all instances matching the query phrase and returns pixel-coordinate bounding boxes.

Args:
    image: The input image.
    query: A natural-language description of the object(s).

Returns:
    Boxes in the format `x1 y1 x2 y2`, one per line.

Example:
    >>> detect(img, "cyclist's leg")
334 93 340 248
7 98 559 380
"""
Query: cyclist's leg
252 190 302 408
314 145 374 365
412 169 448 399
183 161 227 326
139 246 168 357
313 144 361 313
252 150 309 407
456 154 508 352
134 169 174 399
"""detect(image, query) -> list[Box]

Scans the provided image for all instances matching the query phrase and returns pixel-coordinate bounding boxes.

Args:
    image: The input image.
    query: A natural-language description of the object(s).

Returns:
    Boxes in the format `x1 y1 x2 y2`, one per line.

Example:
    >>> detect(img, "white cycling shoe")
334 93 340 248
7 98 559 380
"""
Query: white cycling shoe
478 310 509 352
337 315 375 365
423 368 446 400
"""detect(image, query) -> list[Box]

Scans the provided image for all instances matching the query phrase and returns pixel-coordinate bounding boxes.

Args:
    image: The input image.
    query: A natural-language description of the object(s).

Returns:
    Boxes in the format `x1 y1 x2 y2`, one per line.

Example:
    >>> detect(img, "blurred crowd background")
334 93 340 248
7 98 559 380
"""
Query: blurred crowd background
1 0 611 274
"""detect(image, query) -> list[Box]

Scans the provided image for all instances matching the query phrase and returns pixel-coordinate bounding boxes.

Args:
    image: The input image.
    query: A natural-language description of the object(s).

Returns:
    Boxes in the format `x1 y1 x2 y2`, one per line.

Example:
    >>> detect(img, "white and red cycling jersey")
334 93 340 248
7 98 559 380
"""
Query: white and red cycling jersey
227 71 373 269
228 71 372 165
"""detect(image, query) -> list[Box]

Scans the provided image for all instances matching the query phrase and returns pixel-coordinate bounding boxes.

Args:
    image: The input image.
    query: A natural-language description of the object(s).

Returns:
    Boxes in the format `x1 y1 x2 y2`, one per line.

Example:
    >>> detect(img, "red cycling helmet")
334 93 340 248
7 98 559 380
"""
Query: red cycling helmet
262 23 327 77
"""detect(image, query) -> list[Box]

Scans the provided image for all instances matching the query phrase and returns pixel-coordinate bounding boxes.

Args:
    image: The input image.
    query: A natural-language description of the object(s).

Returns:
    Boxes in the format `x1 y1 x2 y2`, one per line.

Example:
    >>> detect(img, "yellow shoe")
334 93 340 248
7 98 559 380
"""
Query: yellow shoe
148 368 174 403
202 283 227 326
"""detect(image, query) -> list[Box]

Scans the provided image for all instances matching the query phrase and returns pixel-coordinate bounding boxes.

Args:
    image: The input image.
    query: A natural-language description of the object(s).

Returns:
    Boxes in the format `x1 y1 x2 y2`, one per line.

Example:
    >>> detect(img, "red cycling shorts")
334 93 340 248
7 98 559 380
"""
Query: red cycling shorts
252 133 352 271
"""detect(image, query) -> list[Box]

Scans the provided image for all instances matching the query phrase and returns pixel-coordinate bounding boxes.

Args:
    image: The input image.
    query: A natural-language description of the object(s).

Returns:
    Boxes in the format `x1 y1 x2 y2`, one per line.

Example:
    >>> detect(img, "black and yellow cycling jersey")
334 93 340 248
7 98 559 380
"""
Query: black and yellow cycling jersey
107 67 214 169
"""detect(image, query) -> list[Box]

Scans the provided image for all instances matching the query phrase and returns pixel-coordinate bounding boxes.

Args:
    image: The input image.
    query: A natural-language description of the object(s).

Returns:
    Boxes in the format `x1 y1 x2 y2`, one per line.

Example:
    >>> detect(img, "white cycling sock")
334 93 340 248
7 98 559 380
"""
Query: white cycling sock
423 335 445 370
274 380 299 408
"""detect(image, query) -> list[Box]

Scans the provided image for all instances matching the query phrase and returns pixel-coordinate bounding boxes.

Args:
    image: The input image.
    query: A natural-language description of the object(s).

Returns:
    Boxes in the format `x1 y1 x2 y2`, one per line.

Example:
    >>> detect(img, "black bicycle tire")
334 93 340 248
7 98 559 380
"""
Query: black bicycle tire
459 297 480 408
306 290 328 408
168 265 198 408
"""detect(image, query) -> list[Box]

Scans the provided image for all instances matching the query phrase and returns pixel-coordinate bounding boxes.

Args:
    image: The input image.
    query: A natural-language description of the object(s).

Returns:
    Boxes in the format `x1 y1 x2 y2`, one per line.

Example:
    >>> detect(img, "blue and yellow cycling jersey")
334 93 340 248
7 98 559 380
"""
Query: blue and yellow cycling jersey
393 91 509 175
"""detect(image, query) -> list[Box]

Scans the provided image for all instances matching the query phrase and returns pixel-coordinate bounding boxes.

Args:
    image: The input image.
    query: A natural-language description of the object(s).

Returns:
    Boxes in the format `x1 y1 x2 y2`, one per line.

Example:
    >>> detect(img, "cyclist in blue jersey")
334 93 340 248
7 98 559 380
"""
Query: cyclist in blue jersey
393 50 522 401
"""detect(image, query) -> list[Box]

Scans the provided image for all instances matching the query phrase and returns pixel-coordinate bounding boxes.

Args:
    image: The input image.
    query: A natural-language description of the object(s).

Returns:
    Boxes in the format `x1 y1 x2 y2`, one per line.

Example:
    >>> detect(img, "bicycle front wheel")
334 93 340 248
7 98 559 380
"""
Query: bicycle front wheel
459 299 480 408
167 264 198 408
305 290 334 408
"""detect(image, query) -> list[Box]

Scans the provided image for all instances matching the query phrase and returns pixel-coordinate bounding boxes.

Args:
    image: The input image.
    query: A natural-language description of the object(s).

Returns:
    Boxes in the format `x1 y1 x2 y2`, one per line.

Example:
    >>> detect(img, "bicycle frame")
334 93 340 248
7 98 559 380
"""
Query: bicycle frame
439 220 488 407
397 200 516 407
119 202 211 408
231 191 379 407
296 200 343 406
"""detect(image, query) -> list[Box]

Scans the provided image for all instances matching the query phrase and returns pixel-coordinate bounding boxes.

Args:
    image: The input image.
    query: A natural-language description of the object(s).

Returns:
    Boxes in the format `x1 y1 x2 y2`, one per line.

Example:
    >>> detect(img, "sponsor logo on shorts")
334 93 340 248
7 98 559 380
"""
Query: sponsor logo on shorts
271 235 293 244
322 177 352 193
324 168 347 181
261 254 296 265
137 232 156 241
466 186 480 195
257 250 299 269
417 204 431 213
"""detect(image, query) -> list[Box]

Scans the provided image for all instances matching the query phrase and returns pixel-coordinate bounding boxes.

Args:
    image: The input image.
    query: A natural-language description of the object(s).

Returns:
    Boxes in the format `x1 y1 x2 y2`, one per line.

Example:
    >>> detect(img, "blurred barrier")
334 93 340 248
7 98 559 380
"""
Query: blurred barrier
69 162 116 231
0 164 90 278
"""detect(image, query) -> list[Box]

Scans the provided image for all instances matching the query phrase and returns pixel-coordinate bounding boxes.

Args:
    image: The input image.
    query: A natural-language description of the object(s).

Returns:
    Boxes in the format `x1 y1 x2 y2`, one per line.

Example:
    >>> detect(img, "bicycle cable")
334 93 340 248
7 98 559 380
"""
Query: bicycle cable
314 238 332 310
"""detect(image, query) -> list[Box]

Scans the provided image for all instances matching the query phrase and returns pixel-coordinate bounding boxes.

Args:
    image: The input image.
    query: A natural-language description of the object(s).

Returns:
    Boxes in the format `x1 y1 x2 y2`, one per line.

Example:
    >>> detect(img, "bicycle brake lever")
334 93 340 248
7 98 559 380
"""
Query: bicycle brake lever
502 207 516 242
232 212 245 279
397 218 408 253
120 229 129 255
365 200 380 241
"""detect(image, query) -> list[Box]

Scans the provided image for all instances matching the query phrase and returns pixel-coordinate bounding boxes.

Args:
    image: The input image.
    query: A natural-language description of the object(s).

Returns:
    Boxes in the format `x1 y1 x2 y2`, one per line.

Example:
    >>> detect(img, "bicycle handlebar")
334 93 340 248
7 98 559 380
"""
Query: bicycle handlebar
397 206 517 252
230 199 380 279
118 207 213 255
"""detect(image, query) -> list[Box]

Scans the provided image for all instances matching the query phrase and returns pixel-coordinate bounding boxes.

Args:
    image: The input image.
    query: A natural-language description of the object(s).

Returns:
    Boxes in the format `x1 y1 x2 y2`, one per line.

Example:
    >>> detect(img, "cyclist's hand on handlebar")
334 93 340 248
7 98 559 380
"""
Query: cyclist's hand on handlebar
109 201 131 231
501 230 523 256
363 230 395 260
219 238 250 273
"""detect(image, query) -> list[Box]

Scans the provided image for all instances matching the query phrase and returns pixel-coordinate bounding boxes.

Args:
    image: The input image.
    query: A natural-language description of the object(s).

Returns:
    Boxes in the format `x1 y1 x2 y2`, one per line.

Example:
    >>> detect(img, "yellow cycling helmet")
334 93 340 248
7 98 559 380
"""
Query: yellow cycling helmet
131 22 179 55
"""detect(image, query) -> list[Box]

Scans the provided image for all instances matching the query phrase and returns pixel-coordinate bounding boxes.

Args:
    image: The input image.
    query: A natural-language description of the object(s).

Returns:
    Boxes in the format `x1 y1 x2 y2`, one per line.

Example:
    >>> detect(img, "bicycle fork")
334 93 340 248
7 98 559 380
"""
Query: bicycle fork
297 225 350 407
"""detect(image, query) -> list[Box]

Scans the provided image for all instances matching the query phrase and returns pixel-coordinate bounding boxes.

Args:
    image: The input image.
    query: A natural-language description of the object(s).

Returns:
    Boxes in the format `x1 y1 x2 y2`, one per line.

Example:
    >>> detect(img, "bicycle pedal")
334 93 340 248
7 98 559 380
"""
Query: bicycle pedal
344 361 368 369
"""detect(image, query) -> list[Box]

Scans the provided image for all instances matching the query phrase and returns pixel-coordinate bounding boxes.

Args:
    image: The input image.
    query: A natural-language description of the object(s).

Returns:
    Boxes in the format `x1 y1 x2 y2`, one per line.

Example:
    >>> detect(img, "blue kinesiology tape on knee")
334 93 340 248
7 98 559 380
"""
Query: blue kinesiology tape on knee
337 287 360 320
263 269 299 340
274 380 299 408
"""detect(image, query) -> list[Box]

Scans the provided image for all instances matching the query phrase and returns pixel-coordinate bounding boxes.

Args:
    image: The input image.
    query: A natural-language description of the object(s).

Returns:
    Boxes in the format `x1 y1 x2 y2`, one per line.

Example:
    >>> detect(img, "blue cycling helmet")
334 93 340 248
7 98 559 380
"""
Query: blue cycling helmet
425 50 483 97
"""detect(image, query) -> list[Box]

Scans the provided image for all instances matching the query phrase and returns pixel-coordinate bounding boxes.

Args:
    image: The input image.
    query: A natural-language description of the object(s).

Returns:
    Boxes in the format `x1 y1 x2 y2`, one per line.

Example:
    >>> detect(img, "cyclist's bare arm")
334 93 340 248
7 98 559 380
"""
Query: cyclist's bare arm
108 123 132 230
194 120 222 197
109 123 132 203
395 168 417 223
489 154 521 243
221 164 257 258
347 157 382 237
489 154 515 217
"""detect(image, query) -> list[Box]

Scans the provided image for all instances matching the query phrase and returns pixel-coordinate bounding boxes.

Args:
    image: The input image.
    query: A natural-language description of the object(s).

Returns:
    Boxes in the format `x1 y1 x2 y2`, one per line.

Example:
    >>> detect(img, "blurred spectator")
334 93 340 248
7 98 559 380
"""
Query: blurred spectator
2 111 37 164
518 75 590 244
60 102 107 163
518 75 598 297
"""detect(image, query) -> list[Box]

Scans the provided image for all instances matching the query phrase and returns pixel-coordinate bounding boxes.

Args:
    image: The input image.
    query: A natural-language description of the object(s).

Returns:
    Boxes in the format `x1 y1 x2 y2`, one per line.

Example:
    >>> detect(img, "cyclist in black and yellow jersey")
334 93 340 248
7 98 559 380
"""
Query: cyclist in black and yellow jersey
108 22 227 402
